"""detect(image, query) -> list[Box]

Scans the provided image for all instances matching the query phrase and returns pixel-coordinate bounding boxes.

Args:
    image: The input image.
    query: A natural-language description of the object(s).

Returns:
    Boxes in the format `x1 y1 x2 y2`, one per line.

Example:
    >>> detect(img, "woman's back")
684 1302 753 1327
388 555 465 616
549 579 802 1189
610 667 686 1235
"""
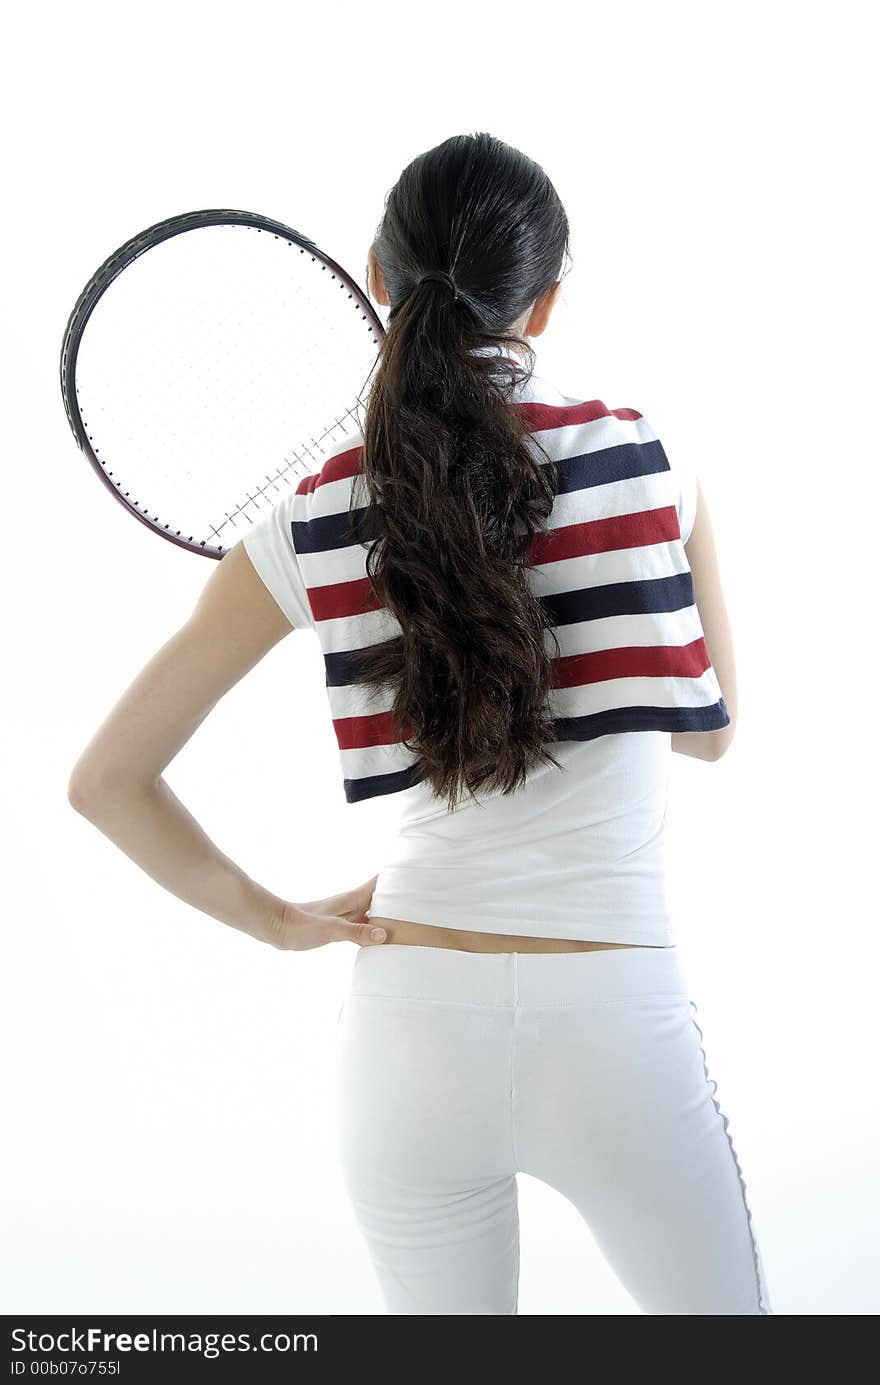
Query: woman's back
242 358 724 946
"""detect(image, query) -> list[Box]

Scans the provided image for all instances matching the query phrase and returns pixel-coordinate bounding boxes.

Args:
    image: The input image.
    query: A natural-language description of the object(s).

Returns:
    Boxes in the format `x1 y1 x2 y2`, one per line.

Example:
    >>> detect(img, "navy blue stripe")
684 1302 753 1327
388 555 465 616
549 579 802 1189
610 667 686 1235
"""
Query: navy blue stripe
550 438 669 494
293 438 670 556
292 505 375 556
540 571 695 627
341 700 730 801
344 762 424 803
551 698 731 741
325 648 371 687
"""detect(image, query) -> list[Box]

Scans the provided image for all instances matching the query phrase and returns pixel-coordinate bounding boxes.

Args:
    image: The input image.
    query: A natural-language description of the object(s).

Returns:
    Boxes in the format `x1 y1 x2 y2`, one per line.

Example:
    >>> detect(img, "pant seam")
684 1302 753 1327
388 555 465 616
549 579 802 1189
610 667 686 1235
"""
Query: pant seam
510 955 521 1172
689 999 772 1315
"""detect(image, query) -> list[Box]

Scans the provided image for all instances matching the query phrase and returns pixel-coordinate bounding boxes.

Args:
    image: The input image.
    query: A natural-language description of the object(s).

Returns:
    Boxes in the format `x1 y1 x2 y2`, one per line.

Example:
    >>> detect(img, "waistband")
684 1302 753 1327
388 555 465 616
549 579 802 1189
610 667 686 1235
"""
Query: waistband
350 943 691 1008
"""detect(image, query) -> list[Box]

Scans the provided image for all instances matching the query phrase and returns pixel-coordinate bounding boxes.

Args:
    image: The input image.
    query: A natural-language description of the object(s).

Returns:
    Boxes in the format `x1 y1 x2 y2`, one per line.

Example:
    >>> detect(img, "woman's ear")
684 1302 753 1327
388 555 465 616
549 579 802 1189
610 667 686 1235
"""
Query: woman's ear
367 245 389 307
525 280 562 338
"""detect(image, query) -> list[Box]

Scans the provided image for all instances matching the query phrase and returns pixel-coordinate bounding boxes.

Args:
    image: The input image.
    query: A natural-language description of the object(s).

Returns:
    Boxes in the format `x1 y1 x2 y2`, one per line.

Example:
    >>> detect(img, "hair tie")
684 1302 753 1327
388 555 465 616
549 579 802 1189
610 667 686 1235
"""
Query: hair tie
418 270 459 301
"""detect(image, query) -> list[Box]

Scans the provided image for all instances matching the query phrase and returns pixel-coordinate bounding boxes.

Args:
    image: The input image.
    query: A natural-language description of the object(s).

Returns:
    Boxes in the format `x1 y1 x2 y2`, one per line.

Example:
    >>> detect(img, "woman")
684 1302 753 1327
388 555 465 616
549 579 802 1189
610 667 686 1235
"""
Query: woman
68 132 772 1315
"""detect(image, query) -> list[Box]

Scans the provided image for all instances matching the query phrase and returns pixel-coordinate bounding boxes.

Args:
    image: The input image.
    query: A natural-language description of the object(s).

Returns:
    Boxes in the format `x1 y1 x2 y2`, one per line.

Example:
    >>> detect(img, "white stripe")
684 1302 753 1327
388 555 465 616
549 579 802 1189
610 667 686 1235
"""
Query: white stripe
338 741 418 780
547 604 707 659
292 470 369 522
328 681 396 721
550 667 725 720
528 540 689 596
299 542 373 589
317 606 399 654
545 467 675 528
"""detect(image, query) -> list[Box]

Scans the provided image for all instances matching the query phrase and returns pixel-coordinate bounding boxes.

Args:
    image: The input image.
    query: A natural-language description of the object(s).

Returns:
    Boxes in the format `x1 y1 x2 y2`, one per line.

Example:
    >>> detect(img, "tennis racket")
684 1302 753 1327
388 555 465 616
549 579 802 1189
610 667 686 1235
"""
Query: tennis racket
59 208 384 559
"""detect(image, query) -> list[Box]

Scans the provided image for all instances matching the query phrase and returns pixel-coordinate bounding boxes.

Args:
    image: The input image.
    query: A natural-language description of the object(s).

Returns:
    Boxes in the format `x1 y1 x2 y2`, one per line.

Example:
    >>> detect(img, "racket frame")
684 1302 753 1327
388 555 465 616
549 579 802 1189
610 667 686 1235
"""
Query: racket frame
59 208 384 558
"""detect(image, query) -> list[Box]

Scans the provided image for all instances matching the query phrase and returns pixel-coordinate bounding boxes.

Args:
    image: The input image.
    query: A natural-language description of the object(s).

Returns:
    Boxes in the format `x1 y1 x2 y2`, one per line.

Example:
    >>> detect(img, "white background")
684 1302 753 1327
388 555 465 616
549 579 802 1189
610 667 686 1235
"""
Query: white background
2 0 877 1316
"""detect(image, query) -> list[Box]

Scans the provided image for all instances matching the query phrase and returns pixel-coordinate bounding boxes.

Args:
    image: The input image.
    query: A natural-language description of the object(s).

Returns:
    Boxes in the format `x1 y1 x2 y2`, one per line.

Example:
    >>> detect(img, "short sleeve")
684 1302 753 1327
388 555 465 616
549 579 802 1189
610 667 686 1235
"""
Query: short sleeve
241 485 313 630
674 459 699 545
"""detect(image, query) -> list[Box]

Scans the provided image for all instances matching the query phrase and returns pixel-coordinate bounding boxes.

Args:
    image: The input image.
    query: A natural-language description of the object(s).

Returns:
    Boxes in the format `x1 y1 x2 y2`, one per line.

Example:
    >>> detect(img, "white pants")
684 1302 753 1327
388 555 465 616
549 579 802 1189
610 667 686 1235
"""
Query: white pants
334 943 772 1315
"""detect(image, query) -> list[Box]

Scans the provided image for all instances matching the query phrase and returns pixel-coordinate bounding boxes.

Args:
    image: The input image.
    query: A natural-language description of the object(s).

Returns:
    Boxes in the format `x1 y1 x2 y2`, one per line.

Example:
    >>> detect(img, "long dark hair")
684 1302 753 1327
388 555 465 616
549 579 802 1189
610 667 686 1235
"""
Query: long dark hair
351 132 571 809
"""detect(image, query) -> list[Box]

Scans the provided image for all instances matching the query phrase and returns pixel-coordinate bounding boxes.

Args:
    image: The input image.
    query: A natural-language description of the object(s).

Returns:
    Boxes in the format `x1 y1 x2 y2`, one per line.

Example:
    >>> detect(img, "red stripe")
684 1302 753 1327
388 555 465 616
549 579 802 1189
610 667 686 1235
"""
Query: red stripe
331 641 713 751
333 709 407 750
297 445 362 494
552 637 712 690
308 575 381 623
316 445 362 487
529 505 680 566
517 399 642 432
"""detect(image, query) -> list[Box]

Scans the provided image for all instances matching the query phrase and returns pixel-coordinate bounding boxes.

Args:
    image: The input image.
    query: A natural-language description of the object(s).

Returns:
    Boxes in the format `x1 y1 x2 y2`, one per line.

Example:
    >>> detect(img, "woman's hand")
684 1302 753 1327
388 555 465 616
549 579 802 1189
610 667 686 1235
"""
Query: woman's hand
266 875 388 951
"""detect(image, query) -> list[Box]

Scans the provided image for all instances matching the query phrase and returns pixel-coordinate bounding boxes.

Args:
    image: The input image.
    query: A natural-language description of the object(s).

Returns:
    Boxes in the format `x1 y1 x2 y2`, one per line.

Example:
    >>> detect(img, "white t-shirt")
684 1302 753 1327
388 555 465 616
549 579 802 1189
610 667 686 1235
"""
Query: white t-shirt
364 731 676 944
242 384 702 946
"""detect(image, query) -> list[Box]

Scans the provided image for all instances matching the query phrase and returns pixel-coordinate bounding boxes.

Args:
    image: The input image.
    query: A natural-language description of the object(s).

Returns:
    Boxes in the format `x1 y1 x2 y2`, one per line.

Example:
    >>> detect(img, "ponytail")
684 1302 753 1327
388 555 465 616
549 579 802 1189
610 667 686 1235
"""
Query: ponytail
350 133 570 809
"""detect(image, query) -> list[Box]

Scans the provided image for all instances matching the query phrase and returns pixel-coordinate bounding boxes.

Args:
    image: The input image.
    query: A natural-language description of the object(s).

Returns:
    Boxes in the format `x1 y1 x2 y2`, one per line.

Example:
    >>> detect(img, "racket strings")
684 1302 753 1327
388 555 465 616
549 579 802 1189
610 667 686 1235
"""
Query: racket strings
71 221 380 551
214 397 367 541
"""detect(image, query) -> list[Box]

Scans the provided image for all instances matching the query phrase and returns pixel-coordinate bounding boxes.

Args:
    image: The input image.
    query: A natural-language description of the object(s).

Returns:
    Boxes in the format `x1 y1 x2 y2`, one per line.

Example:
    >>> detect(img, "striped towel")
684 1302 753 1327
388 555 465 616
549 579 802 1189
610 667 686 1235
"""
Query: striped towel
242 364 730 803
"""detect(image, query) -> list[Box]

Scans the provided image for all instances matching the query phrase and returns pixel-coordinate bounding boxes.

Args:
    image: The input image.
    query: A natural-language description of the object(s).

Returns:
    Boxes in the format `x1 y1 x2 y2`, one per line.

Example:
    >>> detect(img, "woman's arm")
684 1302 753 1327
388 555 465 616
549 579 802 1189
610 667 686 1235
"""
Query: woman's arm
67 541 386 950
671 480 738 762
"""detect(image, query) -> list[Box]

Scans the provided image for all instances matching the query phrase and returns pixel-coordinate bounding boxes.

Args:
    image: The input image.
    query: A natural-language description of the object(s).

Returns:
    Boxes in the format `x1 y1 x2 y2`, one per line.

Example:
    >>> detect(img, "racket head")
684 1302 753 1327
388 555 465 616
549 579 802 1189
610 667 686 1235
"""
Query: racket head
60 208 385 559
